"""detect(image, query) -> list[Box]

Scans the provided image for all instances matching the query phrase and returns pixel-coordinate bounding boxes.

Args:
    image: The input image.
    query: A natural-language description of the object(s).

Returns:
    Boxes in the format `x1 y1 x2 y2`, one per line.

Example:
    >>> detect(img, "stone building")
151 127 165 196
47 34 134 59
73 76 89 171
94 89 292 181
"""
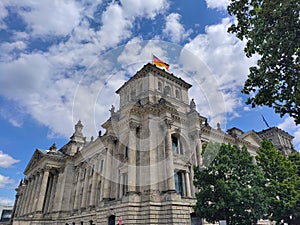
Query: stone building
11 63 294 225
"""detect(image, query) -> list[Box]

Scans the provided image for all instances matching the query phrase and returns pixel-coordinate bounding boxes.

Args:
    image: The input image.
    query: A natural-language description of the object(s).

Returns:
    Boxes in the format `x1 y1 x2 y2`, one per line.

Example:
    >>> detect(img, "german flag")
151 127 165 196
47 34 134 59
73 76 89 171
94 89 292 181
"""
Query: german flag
152 55 169 70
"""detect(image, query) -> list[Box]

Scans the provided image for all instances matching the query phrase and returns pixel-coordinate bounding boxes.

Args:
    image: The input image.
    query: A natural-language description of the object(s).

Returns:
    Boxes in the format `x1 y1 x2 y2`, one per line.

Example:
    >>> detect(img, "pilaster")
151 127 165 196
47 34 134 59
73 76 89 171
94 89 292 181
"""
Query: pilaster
164 119 176 192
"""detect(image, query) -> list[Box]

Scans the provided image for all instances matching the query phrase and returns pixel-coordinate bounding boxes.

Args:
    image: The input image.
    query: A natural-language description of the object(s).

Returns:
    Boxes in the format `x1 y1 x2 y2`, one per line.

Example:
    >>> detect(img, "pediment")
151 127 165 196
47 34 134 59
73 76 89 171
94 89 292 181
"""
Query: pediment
239 130 262 148
24 149 47 174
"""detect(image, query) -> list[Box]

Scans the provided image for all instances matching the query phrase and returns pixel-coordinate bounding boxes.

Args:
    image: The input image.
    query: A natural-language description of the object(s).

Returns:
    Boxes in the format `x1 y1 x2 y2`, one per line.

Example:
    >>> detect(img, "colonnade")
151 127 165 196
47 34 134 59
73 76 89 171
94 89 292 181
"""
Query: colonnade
14 167 61 217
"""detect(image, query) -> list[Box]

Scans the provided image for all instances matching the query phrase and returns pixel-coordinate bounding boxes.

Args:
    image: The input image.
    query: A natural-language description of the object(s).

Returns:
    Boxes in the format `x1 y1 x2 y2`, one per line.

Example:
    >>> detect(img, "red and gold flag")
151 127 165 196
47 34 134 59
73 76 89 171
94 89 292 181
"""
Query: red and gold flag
152 55 169 70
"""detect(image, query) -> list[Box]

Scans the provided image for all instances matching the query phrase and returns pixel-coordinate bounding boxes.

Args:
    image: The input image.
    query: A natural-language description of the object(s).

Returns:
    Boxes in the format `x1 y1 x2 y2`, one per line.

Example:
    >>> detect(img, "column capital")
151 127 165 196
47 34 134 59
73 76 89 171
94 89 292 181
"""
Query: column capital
189 130 200 140
43 166 52 172
107 135 117 144
164 118 173 129
129 121 140 131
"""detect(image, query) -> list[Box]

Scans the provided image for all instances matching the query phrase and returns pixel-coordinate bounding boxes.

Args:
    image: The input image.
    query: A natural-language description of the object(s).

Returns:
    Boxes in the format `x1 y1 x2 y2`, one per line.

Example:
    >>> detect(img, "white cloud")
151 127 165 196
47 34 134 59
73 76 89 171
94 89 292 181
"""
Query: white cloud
277 117 300 151
0 150 19 168
163 13 192 43
0 0 262 145
181 18 258 127
0 1 8 29
96 3 132 51
206 0 229 10
0 174 15 188
243 106 251 111
0 197 14 206
121 0 168 19
1 41 26 52
16 0 82 37
0 0 170 138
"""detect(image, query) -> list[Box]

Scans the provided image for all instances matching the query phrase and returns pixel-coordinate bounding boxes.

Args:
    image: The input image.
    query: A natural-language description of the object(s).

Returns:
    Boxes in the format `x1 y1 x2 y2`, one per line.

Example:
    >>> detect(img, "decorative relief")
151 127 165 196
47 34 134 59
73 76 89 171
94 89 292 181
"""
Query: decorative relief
164 118 173 129
189 130 200 140
129 121 140 131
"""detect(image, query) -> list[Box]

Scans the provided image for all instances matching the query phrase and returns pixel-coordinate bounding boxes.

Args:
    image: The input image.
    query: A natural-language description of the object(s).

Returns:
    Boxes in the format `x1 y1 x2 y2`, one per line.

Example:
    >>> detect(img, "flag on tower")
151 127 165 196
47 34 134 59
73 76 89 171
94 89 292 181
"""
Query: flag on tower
152 55 169 70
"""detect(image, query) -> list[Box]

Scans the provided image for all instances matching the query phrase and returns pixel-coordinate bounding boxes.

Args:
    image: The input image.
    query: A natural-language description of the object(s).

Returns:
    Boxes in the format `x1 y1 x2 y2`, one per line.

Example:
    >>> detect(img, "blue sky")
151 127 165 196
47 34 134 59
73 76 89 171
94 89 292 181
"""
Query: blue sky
0 0 299 206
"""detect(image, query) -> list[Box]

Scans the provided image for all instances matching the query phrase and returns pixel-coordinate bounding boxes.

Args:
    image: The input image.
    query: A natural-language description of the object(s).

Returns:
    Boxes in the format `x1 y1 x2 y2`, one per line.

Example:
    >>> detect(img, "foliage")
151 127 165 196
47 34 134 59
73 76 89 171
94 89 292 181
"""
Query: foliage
227 0 300 124
256 140 300 224
194 142 267 225
289 151 300 176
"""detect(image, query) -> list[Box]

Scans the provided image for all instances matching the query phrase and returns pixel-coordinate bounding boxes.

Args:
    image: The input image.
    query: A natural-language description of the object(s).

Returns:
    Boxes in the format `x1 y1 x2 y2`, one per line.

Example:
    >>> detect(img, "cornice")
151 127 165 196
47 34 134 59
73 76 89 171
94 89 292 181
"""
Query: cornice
116 63 192 94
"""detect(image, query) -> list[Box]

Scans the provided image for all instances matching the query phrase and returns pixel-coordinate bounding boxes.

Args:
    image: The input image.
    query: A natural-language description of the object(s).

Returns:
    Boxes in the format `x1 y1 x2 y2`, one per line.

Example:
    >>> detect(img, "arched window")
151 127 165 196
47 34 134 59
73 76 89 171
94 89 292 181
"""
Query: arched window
175 89 180 99
164 86 171 96
108 215 116 225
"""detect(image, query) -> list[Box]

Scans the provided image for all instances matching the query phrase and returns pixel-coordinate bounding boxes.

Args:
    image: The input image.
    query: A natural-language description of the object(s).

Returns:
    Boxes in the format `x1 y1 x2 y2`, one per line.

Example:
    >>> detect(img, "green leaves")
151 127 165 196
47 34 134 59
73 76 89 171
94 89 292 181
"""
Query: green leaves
194 143 267 225
228 0 300 124
256 140 300 224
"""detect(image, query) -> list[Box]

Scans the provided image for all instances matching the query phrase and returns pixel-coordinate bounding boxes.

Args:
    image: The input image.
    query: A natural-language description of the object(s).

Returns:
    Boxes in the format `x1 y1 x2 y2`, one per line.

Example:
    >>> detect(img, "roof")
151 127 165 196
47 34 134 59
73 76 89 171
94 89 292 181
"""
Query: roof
115 63 192 94
257 126 294 139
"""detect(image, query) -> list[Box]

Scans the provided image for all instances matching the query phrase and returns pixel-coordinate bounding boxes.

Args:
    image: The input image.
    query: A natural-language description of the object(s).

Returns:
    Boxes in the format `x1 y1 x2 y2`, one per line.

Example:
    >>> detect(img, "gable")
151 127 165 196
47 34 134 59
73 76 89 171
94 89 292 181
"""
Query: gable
240 131 262 148
24 149 47 174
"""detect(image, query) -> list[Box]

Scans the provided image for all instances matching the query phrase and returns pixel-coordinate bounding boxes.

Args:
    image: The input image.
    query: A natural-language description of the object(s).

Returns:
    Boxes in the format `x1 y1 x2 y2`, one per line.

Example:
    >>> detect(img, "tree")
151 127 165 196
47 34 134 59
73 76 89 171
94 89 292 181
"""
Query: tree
289 151 300 176
194 143 267 225
256 140 300 225
227 0 300 124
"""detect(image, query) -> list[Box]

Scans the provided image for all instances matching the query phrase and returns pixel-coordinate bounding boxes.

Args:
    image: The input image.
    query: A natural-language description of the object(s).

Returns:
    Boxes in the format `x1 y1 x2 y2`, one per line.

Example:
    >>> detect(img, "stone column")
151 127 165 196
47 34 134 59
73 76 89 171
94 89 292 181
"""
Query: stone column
81 166 89 209
53 168 65 211
103 137 114 200
190 166 195 197
20 180 29 215
36 168 50 214
29 177 37 214
185 171 192 197
165 119 176 192
43 173 53 213
150 122 159 192
24 178 33 214
196 138 202 166
33 171 43 213
89 163 98 207
48 171 58 212
128 121 138 194
28 174 39 213
73 167 82 210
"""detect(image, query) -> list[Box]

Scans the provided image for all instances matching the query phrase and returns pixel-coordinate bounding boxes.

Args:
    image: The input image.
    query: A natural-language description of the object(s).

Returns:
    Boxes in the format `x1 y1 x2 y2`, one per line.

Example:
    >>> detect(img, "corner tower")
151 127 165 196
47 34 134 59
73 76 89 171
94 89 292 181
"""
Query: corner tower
116 63 192 113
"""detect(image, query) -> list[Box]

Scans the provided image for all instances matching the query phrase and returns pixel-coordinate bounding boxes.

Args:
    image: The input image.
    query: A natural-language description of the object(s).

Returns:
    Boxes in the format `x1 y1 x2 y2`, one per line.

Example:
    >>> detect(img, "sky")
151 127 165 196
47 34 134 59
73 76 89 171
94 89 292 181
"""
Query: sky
0 0 299 206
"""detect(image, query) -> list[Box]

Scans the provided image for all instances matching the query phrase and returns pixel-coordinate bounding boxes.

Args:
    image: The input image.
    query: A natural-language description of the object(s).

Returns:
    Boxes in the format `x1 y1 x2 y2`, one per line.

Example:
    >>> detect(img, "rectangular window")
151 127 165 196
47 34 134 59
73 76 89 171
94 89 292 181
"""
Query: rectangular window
175 171 184 196
122 173 128 195
125 146 128 158
90 165 94 176
100 160 104 172
81 168 86 179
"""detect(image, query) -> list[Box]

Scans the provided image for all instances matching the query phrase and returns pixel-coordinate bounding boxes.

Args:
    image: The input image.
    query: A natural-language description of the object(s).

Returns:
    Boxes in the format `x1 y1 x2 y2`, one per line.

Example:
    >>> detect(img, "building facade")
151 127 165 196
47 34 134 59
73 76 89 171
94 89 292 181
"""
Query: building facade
0 205 13 224
11 63 294 225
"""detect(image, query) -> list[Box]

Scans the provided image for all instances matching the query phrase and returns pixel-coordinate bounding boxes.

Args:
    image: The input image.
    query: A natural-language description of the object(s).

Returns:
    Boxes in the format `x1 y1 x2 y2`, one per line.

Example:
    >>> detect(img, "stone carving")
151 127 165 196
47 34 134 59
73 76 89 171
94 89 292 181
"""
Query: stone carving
74 120 83 136
109 105 115 114
49 143 57 152
190 98 196 111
